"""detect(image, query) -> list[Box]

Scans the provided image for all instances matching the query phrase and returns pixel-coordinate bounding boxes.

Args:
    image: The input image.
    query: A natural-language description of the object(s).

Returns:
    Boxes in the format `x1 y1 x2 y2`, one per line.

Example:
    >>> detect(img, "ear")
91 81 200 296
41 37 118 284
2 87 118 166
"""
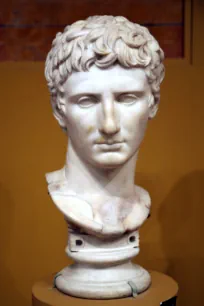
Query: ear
148 103 159 119
51 96 67 130
148 94 159 119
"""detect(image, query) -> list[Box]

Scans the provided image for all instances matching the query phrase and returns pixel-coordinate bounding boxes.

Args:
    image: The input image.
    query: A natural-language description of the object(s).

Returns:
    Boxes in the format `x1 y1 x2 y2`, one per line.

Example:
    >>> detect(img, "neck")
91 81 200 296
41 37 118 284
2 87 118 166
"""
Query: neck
64 141 138 198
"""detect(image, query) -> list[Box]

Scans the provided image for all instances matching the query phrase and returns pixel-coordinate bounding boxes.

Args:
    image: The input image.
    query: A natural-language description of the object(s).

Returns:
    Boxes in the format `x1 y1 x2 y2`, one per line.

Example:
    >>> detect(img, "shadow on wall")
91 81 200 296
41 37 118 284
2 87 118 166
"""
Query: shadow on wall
135 171 204 306
159 171 204 306
0 184 27 306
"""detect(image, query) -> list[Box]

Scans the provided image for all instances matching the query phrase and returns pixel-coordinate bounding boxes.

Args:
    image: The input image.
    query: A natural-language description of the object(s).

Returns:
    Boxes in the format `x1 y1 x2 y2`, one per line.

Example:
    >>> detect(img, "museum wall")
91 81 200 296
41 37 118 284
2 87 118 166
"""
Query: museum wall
0 1 204 306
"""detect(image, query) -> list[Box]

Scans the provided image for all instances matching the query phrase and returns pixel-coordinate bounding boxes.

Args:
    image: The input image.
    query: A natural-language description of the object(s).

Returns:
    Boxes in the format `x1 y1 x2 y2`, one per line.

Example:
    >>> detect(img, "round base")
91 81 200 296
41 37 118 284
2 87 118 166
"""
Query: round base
32 271 178 306
55 262 151 299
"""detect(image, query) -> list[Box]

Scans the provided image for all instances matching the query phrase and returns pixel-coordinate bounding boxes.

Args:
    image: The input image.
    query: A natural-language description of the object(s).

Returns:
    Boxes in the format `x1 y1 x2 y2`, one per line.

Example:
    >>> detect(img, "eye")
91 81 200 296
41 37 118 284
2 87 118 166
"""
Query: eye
77 96 98 108
117 93 139 105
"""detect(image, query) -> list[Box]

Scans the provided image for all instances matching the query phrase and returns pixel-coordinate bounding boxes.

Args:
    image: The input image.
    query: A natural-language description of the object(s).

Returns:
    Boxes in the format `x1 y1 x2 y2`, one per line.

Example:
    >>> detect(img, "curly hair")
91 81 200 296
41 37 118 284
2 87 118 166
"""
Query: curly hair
45 15 165 122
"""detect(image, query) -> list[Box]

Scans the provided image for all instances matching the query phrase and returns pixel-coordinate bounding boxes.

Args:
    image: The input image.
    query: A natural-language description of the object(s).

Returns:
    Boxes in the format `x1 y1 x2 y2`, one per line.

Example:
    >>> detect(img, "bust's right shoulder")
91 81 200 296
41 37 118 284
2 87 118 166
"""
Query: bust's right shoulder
45 167 70 194
45 166 66 185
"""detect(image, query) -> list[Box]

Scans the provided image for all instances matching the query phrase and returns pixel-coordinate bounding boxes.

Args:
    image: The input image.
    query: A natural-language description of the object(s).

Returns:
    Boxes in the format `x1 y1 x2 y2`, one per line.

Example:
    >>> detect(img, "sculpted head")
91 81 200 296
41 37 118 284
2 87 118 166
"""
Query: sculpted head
45 16 165 169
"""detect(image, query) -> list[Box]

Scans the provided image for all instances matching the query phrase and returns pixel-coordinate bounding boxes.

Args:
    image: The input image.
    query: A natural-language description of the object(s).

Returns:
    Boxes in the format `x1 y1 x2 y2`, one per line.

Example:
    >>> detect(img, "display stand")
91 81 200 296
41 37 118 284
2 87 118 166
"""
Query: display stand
32 271 178 306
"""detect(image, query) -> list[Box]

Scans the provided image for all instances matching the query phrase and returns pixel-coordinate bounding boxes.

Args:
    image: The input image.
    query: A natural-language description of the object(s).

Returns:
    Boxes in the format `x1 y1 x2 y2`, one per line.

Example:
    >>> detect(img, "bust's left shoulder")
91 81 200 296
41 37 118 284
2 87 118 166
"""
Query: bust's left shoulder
135 185 151 209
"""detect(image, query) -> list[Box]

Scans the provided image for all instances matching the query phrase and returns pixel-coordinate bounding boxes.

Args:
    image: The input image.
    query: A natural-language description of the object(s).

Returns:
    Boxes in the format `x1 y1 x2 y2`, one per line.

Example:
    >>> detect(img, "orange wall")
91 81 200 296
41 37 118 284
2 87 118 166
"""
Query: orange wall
0 4 204 306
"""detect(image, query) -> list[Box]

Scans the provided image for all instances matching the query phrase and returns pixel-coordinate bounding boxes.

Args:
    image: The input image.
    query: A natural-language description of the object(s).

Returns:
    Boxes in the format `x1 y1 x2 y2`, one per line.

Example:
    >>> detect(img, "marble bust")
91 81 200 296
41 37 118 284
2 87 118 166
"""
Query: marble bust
45 15 165 299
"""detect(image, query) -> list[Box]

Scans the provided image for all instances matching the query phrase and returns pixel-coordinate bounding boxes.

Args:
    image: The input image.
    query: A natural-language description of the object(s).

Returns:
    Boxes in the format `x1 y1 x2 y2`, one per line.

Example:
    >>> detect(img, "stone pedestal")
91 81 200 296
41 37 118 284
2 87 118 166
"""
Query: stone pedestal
54 227 151 299
55 261 150 299
32 271 178 306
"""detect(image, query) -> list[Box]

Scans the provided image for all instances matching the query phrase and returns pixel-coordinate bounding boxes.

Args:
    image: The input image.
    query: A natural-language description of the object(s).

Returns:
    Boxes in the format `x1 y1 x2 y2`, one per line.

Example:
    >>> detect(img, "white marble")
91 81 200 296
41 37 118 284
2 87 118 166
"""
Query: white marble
56 262 151 299
45 15 165 299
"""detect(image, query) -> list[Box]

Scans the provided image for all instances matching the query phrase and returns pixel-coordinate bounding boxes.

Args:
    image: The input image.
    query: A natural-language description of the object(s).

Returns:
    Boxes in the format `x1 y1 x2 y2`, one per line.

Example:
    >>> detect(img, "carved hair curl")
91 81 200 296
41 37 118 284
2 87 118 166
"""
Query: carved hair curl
45 15 165 120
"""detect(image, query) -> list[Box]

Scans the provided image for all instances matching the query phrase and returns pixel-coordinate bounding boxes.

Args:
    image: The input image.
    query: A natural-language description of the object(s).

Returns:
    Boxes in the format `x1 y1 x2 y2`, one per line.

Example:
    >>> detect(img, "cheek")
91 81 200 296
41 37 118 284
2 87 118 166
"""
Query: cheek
65 107 96 141
124 103 149 134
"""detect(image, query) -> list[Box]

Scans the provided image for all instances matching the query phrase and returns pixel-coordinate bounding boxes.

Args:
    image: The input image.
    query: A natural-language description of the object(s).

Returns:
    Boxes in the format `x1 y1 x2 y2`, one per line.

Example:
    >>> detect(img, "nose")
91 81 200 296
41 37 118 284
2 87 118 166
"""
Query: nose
98 97 120 135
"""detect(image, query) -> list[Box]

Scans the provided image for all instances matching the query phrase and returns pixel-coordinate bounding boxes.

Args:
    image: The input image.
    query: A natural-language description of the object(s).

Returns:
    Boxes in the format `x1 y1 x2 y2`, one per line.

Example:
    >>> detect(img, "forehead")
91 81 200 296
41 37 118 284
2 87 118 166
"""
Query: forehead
63 65 149 95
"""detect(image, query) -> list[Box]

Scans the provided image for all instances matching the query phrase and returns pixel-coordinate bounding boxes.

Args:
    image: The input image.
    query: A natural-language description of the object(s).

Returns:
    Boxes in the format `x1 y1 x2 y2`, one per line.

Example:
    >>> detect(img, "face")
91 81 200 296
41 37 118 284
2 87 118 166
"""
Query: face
58 65 152 169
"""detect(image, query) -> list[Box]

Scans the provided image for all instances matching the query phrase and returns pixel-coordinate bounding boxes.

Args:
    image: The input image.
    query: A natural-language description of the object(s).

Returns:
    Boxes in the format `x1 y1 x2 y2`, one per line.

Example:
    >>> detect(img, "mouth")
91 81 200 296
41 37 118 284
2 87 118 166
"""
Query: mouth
95 139 123 145
96 142 123 151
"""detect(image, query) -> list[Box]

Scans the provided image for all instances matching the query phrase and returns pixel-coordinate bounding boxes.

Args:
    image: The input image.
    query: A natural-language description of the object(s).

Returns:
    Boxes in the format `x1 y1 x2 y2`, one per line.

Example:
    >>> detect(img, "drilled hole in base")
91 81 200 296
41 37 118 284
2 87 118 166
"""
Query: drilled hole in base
129 236 136 243
75 239 83 246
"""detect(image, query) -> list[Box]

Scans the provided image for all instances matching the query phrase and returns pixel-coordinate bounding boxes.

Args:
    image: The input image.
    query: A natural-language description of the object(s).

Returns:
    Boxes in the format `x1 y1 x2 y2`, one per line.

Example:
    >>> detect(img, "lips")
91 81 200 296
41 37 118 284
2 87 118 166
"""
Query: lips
97 142 123 151
96 141 123 145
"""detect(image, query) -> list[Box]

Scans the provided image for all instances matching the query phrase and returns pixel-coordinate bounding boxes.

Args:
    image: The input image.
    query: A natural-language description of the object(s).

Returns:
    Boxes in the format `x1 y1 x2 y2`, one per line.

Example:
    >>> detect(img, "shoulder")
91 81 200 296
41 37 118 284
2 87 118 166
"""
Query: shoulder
45 166 66 185
45 167 71 194
135 185 151 209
